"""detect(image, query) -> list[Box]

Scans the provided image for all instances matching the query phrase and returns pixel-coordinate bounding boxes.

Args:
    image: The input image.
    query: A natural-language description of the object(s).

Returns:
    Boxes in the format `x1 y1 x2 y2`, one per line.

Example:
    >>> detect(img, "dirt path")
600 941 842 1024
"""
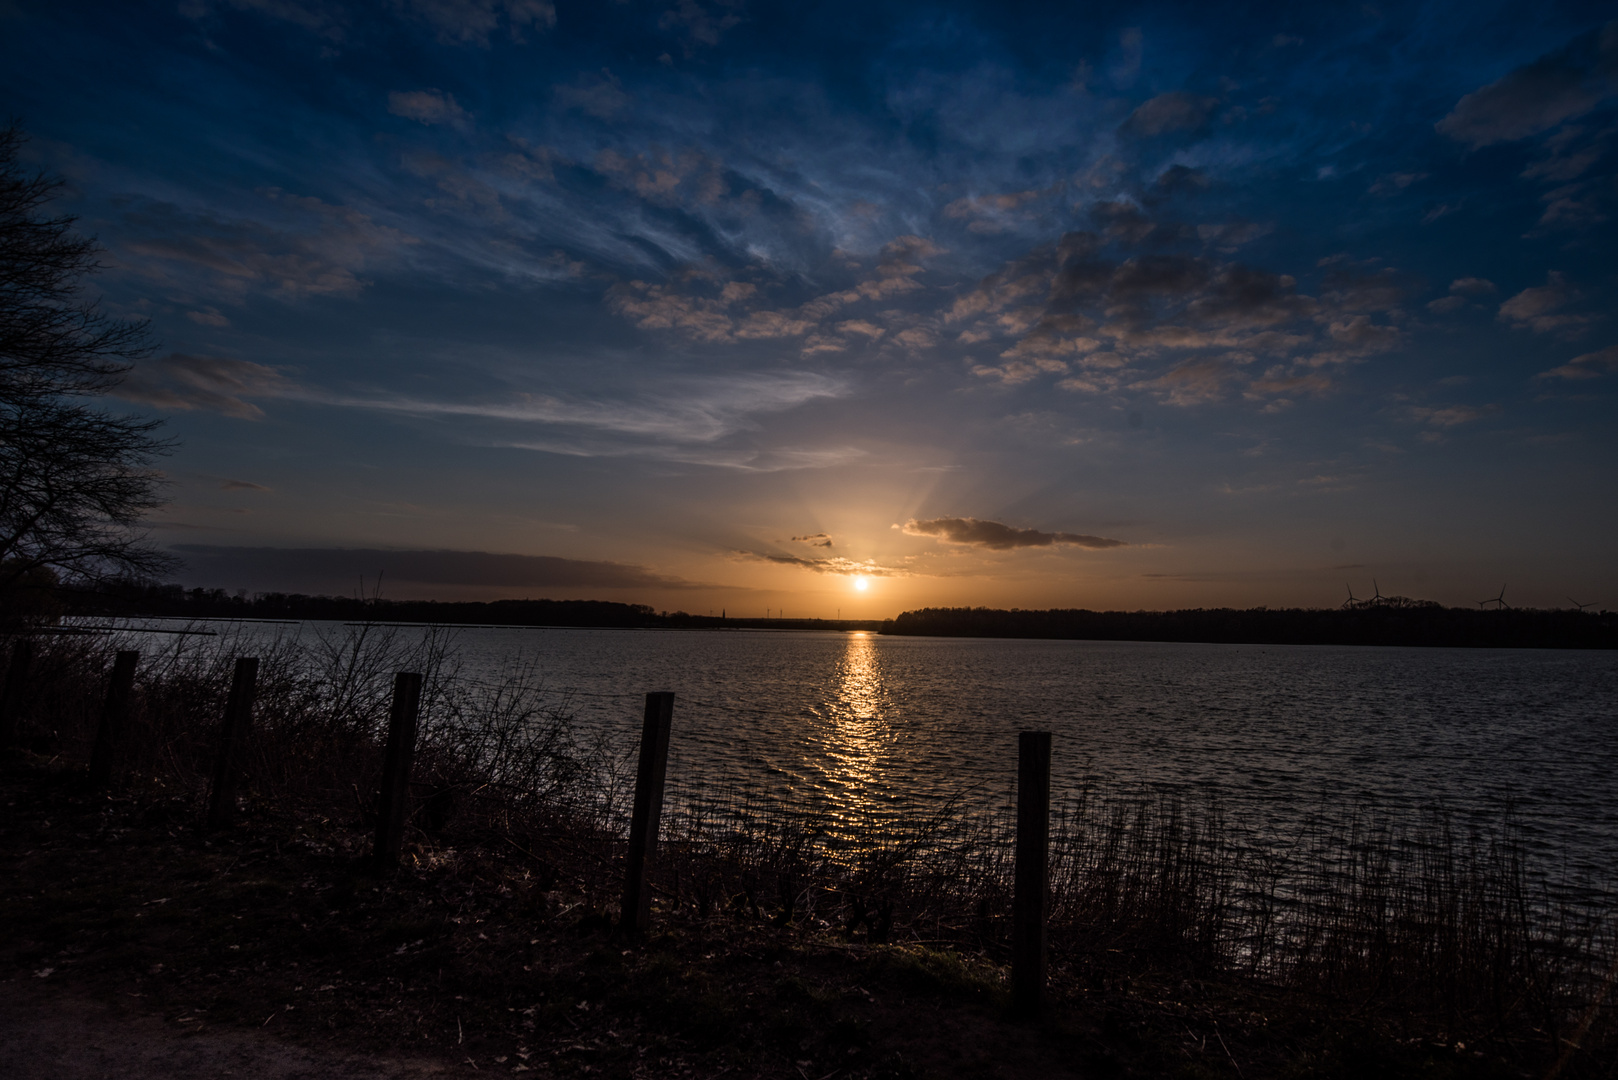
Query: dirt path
0 981 454 1080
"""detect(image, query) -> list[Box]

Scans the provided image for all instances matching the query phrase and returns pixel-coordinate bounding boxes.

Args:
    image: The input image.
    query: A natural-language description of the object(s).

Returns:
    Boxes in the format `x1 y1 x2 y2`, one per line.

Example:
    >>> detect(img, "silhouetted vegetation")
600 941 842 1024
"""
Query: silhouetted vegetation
57 580 892 632
0 123 172 623
3 627 1614 1077
889 604 1618 649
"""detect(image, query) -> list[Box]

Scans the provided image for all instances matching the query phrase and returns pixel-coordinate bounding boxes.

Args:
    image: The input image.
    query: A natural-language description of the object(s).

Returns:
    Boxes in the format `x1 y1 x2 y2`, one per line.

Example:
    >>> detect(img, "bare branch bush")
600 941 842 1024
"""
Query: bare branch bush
6 625 1614 1070
0 123 173 615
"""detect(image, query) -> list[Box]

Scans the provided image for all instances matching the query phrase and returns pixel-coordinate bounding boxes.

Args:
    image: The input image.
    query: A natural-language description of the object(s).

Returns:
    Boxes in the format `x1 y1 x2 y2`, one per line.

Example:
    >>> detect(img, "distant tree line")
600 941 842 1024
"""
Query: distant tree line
66 583 661 627
54 581 1615 647
62 581 890 632
886 605 1617 649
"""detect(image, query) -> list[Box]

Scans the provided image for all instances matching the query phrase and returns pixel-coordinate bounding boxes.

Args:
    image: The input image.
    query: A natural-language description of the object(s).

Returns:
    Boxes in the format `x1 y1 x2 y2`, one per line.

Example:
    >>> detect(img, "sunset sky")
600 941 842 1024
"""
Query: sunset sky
3 1 1615 617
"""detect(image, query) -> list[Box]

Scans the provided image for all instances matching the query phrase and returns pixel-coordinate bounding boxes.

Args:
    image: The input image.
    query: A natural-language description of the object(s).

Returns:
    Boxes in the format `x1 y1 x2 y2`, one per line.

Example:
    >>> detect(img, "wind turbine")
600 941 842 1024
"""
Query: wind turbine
1371 579 1386 605
1478 585 1508 610
1569 597 1596 612
1343 584 1360 609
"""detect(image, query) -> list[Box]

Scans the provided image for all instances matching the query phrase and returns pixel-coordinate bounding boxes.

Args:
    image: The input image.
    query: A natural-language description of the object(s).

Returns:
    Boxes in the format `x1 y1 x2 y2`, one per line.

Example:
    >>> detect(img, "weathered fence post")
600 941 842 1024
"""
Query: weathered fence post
89 650 139 790
373 671 424 872
1012 730 1052 1017
205 657 259 831
0 638 36 746
620 691 675 935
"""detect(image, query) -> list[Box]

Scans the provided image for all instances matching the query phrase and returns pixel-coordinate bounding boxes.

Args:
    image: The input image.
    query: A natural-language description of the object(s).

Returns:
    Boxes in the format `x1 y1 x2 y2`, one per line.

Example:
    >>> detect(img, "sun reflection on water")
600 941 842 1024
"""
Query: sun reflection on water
817 632 897 836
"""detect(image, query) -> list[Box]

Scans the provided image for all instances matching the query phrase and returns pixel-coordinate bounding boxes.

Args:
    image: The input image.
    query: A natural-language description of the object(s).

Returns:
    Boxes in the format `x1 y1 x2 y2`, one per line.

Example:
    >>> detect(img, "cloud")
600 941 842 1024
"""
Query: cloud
1428 276 1497 313
659 0 743 49
120 191 415 300
1437 22 1618 147
1121 92 1219 136
1327 315 1403 352
899 517 1126 551
218 478 272 491
609 279 738 341
594 146 728 207
790 533 833 548
1133 357 1235 406
948 233 1406 404
1410 404 1495 427
171 545 693 591
1537 344 1618 379
186 0 555 45
394 0 555 45
942 188 1047 233
1498 271 1593 333
1451 276 1497 296
181 0 344 39
556 69 631 120
116 353 295 419
1535 181 1609 228
1196 220 1272 252
186 306 231 327
732 551 903 576
1522 145 1603 182
345 371 848 447
607 236 943 349
1151 165 1210 197
388 89 469 127
1368 172 1428 195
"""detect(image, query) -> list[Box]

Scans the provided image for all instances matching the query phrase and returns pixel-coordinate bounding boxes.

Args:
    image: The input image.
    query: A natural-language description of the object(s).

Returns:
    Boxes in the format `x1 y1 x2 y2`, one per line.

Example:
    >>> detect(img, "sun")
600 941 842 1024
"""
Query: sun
853 576 870 591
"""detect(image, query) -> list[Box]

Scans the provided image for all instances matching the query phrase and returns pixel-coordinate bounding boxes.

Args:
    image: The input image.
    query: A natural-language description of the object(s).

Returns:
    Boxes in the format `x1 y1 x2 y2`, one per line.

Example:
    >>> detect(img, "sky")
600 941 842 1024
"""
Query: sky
2 0 1615 617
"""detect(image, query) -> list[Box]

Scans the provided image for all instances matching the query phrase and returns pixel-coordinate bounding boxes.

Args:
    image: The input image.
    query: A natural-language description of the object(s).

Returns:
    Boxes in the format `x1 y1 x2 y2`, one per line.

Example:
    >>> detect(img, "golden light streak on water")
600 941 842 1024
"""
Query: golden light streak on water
819 632 896 839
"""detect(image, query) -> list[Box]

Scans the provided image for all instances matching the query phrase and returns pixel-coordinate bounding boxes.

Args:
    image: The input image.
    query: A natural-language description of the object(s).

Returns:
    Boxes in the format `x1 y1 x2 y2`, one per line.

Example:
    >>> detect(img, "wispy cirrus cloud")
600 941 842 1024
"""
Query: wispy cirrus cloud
116 353 295 419
899 517 1127 551
118 191 416 301
396 0 555 45
345 371 847 445
731 551 905 576
1410 404 1496 428
172 544 691 590
1538 344 1618 379
117 357 855 469
1120 91 1219 137
389 89 470 127
182 0 555 45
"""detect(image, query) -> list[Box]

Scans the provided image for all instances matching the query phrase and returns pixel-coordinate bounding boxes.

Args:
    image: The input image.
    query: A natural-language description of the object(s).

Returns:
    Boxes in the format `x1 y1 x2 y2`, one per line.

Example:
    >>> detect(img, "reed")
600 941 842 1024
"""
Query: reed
6 626 1614 1074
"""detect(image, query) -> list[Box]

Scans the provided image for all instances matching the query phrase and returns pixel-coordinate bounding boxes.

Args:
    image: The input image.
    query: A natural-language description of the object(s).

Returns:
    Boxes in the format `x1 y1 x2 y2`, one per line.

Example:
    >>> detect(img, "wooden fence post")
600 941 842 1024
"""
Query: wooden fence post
205 658 259 831
0 638 36 746
89 650 139 791
620 691 675 935
1012 730 1052 1017
373 671 423 872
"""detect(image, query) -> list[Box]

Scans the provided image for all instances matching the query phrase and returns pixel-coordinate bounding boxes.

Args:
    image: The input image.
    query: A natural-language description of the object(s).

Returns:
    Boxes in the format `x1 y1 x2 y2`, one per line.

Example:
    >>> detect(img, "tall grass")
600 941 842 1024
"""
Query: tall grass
5 626 1614 1072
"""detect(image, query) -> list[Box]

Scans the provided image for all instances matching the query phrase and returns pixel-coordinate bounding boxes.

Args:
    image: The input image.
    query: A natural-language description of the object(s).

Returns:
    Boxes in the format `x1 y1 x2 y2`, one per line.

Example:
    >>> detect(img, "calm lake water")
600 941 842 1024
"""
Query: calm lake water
98 621 1618 881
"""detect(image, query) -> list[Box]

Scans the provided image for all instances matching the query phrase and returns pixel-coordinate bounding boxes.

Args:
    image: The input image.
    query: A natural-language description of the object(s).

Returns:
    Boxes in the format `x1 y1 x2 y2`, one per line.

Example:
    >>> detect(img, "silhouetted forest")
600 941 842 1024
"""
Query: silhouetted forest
61 582 889 632
55 582 1618 647
887 604 1617 649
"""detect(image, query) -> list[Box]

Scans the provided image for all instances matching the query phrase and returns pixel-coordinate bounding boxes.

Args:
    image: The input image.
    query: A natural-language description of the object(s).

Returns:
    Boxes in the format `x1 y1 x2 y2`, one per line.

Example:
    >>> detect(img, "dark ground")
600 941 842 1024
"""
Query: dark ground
0 752 1539 1080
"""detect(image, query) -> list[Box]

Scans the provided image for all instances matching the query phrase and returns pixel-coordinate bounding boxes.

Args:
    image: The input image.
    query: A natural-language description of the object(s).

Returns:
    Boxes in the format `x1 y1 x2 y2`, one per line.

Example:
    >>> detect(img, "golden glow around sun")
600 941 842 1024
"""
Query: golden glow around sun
853 576 869 591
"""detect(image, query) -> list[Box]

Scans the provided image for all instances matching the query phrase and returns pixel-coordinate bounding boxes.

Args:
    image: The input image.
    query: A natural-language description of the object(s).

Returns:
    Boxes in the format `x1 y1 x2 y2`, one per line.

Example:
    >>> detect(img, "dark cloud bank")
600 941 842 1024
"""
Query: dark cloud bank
171 545 693 593
901 518 1127 551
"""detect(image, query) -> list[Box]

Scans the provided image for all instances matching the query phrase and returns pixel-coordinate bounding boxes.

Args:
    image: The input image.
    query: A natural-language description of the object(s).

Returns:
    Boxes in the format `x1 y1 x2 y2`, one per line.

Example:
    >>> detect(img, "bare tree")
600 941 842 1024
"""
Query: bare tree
0 122 173 608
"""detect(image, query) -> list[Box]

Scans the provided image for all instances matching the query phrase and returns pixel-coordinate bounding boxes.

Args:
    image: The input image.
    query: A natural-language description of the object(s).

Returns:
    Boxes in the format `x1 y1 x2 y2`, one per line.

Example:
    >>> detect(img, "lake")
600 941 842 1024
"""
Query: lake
92 619 1618 884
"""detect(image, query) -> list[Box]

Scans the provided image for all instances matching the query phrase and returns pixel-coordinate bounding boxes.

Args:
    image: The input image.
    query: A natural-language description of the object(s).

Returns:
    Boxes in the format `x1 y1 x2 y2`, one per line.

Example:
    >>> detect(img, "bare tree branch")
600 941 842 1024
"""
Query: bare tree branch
0 121 175 608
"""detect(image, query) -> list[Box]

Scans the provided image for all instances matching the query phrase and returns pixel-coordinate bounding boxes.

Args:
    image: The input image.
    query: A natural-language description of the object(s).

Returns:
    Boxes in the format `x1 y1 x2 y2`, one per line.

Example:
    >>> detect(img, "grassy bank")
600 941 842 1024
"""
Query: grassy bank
1 627 1614 1078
